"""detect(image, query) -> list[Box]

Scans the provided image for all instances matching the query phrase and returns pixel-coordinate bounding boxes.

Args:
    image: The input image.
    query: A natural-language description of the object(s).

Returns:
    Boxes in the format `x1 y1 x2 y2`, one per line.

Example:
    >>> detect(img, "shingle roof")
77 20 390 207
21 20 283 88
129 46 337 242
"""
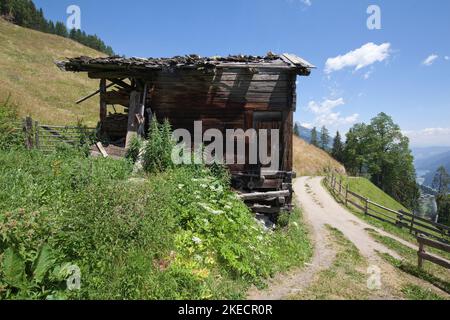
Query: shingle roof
57 53 315 76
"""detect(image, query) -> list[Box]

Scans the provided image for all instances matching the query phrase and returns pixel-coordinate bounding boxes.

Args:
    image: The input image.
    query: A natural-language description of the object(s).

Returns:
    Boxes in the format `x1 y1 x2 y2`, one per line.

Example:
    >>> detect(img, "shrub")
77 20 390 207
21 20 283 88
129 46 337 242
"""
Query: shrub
125 136 143 164
142 118 174 173
0 96 23 151
0 148 311 299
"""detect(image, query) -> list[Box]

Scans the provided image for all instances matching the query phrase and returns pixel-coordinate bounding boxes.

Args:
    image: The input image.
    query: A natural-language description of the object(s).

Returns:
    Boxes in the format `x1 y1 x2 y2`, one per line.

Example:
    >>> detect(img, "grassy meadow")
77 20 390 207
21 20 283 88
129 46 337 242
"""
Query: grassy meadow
0 18 103 126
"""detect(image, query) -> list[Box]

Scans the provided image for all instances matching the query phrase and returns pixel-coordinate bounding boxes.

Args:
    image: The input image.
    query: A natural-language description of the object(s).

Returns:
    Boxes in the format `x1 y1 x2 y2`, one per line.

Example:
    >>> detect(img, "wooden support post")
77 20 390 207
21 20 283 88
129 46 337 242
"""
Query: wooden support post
23 116 33 149
365 198 369 215
397 211 404 229
418 241 424 269
99 79 107 122
34 121 39 149
125 91 143 149
345 185 349 206
410 212 416 234
339 178 342 195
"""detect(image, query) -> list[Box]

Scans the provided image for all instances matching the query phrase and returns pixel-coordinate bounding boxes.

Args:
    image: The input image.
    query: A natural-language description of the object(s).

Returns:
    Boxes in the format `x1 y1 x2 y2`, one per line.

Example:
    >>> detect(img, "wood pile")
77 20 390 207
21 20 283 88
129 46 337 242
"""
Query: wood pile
101 113 128 141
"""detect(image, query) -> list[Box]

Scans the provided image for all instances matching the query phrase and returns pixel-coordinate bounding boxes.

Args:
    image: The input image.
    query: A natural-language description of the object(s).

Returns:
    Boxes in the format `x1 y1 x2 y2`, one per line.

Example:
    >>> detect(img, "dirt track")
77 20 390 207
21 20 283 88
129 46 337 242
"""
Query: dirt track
248 176 442 300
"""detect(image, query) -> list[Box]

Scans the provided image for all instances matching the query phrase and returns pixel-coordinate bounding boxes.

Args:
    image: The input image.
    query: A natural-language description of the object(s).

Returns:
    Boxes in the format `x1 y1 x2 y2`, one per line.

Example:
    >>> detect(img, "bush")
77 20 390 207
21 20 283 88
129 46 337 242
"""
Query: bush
0 148 311 299
0 96 23 151
143 118 175 173
125 136 143 164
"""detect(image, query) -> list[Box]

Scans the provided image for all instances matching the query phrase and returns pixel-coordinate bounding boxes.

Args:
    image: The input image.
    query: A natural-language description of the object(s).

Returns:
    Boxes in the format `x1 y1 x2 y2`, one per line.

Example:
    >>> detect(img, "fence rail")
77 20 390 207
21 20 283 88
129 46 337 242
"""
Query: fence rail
417 235 450 269
325 174 450 244
14 116 96 152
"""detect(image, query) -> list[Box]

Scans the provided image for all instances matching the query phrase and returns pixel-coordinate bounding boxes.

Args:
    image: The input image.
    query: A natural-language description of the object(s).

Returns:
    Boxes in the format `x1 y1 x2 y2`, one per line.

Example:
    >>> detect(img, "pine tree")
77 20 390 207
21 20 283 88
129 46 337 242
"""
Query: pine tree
331 131 344 162
320 126 330 151
310 127 319 147
294 123 301 137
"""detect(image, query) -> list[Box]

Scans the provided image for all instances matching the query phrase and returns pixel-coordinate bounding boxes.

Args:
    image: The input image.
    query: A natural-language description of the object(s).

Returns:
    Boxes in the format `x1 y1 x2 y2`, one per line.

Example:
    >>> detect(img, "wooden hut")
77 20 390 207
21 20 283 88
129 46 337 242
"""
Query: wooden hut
58 53 314 215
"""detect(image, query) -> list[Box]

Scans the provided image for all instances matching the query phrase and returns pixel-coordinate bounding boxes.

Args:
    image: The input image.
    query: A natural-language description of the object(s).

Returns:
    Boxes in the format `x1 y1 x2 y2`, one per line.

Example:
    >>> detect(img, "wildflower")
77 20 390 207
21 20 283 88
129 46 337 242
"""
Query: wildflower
198 203 224 215
192 236 202 244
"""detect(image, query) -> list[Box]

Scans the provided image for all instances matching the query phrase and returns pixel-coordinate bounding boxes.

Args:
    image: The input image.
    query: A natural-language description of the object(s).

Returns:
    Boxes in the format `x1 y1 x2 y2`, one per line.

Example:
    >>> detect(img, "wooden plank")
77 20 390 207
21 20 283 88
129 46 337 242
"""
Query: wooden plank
418 235 450 252
96 142 109 158
418 252 450 269
238 190 290 201
249 205 281 214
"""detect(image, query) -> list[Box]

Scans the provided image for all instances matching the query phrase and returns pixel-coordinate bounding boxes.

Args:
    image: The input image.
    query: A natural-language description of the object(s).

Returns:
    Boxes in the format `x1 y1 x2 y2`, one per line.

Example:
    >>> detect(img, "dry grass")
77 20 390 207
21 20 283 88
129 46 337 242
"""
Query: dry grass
293 135 345 177
0 18 104 126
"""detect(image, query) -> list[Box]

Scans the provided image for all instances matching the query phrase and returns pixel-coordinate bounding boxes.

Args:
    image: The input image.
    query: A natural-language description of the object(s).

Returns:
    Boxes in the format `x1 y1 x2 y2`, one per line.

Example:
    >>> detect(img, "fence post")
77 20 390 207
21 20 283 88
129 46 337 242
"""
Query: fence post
339 177 342 195
365 198 369 215
345 185 349 206
397 211 404 229
418 239 424 269
23 116 33 149
409 211 415 234
34 121 40 149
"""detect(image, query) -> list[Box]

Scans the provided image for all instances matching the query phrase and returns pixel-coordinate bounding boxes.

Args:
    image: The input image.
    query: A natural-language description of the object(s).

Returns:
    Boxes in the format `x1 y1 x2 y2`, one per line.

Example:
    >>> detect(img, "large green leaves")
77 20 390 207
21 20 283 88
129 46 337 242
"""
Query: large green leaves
2 248 26 289
32 244 55 284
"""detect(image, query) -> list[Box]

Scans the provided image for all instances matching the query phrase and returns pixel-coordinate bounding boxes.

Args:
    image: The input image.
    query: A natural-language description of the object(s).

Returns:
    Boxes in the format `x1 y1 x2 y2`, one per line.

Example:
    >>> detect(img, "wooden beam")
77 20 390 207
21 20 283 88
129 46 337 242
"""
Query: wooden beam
76 82 115 104
96 142 109 158
238 190 290 201
99 79 107 121
125 91 143 149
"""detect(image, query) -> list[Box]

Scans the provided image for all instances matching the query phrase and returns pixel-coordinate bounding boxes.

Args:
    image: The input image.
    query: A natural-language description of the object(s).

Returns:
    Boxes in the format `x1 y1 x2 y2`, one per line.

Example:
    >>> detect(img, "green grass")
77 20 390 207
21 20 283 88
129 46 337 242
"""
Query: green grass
324 176 449 246
401 284 445 300
367 230 450 296
0 18 104 126
0 148 312 300
345 177 408 212
290 225 371 300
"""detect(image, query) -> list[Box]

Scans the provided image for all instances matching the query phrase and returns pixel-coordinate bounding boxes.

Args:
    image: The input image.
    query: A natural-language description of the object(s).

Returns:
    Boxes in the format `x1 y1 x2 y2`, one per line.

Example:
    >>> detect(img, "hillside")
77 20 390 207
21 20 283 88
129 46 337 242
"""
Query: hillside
346 177 409 212
0 18 104 126
293 135 345 176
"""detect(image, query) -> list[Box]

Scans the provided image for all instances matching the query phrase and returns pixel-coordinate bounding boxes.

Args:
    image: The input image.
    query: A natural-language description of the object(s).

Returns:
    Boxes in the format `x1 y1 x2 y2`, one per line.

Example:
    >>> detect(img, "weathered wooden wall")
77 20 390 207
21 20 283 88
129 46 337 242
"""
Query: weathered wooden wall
98 67 296 174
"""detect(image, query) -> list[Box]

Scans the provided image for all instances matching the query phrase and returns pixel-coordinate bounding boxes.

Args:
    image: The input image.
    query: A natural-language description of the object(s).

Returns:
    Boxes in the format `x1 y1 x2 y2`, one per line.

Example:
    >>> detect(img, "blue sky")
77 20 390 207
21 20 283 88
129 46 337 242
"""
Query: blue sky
34 0 450 147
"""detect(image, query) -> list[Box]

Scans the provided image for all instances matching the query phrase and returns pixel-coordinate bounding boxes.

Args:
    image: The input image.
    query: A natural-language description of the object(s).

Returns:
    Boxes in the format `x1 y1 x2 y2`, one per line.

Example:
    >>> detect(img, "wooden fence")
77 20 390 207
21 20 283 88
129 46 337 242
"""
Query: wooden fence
417 235 450 269
14 116 96 152
325 174 450 244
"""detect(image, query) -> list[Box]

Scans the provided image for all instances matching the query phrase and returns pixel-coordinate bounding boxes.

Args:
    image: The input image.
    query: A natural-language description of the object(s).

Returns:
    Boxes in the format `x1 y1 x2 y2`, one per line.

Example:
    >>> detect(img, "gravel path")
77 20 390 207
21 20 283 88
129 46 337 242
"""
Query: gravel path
248 176 424 300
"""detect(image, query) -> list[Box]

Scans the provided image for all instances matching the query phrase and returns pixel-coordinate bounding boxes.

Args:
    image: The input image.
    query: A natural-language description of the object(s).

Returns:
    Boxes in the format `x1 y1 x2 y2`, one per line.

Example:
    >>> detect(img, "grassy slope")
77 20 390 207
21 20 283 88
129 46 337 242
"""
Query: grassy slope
346 177 409 212
293 136 345 177
0 18 103 126
326 176 419 243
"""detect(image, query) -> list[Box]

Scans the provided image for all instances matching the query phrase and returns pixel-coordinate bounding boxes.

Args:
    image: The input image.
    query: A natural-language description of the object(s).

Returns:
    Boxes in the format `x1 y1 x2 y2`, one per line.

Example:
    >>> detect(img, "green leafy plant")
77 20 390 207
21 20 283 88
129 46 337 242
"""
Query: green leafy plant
143 118 175 173
0 95 23 151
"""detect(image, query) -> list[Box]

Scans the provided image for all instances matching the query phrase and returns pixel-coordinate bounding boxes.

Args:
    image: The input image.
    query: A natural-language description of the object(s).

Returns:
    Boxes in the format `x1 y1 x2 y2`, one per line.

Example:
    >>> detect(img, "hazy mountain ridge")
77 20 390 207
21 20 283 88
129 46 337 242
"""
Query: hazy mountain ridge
412 147 450 188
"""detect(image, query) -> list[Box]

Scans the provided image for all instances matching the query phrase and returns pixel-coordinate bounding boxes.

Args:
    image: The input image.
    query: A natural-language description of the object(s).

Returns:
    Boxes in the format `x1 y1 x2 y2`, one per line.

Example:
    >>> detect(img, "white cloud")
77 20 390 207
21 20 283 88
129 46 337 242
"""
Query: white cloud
325 42 391 74
300 122 313 129
422 54 438 66
445 56 449 61
307 98 345 114
404 128 450 147
316 112 360 127
301 0 312 6
305 98 359 128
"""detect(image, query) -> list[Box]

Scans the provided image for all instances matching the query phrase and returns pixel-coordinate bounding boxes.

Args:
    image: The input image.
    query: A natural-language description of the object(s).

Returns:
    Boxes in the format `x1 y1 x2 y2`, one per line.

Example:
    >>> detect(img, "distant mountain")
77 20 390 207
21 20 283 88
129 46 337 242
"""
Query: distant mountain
413 148 450 188
412 146 450 162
